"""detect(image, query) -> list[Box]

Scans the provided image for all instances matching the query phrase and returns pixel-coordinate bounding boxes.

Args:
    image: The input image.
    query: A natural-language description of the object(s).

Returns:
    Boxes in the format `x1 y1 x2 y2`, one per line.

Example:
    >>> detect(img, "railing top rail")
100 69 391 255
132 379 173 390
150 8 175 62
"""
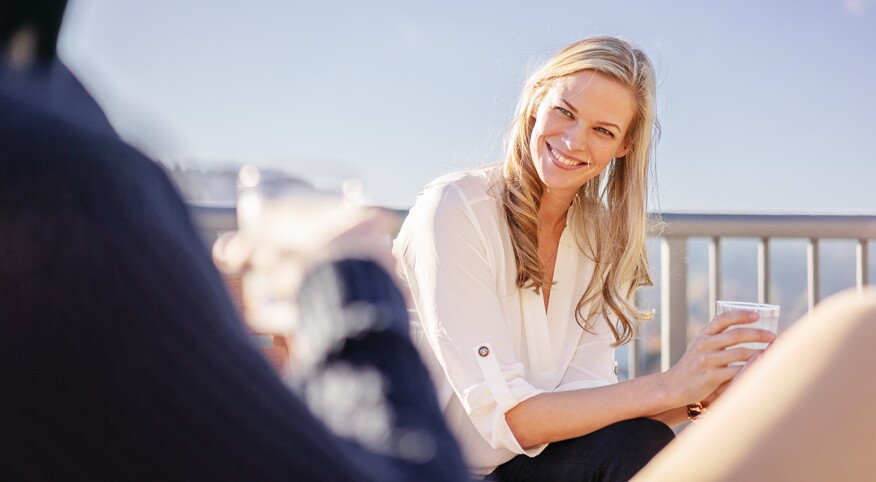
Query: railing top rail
655 213 876 239
188 203 876 240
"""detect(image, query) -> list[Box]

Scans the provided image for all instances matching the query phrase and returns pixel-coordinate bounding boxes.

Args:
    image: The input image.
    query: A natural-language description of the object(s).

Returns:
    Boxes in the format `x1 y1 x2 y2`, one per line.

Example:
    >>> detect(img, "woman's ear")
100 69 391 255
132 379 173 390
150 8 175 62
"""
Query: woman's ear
614 144 631 159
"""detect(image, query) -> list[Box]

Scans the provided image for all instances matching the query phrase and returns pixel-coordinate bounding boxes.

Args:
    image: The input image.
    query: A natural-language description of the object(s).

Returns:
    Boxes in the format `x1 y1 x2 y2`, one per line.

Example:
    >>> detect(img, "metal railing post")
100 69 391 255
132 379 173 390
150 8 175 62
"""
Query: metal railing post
807 238 820 314
858 239 869 293
708 237 720 320
660 236 688 372
627 338 638 380
758 237 770 304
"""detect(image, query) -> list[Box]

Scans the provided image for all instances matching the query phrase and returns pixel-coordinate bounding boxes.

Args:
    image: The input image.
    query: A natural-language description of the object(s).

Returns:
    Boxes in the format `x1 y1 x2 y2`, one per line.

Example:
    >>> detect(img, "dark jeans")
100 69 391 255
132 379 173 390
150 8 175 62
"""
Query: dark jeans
486 418 674 482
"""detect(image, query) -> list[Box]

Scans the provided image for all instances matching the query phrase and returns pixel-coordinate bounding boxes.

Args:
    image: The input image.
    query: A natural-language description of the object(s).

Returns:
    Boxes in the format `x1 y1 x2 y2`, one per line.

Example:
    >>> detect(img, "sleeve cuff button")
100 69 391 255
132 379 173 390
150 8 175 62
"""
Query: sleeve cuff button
478 346 490 357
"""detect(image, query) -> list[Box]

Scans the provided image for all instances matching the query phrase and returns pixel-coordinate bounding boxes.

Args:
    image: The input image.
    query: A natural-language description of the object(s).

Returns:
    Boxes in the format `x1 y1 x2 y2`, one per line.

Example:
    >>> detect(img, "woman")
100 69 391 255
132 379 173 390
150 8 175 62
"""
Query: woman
392 36 774 480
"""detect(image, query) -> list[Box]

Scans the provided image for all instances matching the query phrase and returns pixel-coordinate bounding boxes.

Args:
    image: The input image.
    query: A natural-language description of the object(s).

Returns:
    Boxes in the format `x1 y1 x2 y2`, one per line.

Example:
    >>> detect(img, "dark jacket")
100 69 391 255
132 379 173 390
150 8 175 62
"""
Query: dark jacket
0 63 467 481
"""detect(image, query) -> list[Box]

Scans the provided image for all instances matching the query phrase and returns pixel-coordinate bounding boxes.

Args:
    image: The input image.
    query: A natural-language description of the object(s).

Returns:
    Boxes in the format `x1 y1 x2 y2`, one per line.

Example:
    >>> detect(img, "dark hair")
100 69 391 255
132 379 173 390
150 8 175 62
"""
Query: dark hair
0 0 68 60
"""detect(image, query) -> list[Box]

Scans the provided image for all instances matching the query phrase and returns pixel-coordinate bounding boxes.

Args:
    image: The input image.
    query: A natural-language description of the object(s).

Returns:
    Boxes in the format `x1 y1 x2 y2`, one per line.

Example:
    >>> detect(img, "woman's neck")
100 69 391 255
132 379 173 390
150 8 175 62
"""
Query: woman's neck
538 189 572 232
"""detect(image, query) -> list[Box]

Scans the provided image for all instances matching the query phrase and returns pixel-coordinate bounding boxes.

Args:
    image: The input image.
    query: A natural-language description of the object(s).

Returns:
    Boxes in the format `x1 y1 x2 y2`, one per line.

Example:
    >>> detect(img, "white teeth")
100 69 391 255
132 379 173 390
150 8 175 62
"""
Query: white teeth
549 144 583 166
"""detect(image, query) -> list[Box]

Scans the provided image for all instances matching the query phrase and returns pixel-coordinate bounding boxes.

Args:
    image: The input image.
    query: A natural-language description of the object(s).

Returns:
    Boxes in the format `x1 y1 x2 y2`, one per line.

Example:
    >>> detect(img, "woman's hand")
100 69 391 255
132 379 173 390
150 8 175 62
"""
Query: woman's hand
700 348 767 410
661 310 776 407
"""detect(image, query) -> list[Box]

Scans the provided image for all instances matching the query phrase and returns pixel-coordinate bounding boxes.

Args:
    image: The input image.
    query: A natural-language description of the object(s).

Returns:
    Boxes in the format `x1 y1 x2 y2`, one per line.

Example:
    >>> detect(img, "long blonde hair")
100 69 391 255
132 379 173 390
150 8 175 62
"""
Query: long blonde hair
500 36 658 346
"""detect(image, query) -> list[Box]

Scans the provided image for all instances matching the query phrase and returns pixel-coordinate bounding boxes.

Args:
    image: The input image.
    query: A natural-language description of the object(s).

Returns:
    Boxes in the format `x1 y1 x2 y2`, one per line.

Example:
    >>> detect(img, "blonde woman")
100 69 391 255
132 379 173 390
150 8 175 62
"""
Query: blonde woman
393 36 774 480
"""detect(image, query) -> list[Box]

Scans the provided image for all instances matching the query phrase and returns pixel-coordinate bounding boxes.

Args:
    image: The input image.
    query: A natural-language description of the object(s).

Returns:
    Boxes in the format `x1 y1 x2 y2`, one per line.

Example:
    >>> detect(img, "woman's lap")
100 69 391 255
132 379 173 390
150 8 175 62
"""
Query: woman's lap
487 418 674 482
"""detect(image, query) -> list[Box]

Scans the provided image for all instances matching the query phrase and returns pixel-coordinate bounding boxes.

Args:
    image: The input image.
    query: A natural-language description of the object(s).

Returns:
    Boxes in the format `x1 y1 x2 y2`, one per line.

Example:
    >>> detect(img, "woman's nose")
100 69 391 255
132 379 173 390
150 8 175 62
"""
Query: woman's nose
561 126 588 152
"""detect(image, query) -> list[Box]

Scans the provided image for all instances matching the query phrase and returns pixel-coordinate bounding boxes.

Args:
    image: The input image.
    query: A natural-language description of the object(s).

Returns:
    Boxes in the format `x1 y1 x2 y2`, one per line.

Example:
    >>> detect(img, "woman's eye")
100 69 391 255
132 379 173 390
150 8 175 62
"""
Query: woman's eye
554 106 573 118
595 127 615 138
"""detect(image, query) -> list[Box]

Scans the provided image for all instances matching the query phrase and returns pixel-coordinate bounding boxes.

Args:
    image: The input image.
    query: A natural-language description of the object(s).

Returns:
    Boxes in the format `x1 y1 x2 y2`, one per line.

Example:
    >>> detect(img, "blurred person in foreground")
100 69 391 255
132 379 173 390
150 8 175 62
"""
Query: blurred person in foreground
393 34 876 481
0 1 467 480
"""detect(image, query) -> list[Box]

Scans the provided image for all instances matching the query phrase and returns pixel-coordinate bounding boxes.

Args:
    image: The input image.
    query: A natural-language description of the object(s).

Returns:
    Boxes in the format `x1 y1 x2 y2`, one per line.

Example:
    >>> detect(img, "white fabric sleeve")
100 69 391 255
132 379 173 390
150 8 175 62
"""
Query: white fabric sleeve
394 182 545 455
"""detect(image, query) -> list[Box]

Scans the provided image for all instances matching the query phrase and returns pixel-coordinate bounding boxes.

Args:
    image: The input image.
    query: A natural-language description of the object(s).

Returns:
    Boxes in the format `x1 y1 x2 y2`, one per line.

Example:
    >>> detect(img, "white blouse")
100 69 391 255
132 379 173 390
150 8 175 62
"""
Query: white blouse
392 166 619 476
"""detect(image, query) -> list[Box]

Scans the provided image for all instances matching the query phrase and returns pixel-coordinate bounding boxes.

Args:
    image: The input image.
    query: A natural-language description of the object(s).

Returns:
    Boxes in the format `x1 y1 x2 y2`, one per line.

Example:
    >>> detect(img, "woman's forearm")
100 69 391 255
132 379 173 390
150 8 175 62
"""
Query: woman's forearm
505 372 682 448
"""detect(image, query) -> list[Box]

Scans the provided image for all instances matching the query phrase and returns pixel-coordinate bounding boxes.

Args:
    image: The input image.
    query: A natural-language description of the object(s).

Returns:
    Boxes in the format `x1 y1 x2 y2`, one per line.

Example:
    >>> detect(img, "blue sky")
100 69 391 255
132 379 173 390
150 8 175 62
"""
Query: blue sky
59 0 876 212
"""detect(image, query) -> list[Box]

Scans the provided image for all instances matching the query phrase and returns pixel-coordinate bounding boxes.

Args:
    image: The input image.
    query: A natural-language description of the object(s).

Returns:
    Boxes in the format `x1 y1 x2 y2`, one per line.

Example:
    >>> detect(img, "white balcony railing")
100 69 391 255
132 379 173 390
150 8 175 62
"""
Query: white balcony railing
638 213 876 379
190 204 876 379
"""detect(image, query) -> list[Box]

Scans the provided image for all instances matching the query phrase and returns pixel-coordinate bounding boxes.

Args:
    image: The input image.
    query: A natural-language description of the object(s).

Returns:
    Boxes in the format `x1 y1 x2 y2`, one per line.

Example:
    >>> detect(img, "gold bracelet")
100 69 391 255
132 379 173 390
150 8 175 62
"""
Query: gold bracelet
687 402 706 421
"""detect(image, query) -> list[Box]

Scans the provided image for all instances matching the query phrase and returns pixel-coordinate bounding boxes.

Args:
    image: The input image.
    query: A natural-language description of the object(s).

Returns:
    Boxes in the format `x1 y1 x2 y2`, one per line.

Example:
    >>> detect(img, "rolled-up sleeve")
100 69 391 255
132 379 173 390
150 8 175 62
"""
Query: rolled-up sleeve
463 342 545 454
394 181 545 456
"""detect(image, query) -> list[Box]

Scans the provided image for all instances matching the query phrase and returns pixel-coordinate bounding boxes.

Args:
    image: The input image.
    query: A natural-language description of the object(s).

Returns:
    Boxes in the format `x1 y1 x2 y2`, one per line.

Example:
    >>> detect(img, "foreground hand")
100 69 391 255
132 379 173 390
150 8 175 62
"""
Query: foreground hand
214 206 402 276
212 206 403 336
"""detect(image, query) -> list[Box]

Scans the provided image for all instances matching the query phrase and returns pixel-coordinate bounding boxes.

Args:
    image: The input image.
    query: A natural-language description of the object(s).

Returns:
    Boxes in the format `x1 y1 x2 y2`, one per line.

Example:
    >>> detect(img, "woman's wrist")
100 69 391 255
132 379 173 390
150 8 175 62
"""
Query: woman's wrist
647 371 681 414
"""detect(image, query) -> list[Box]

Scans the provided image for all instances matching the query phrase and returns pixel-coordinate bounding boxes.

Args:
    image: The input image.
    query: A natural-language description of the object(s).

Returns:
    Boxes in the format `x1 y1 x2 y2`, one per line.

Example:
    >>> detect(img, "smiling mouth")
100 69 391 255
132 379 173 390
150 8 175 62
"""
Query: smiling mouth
548 143 588 167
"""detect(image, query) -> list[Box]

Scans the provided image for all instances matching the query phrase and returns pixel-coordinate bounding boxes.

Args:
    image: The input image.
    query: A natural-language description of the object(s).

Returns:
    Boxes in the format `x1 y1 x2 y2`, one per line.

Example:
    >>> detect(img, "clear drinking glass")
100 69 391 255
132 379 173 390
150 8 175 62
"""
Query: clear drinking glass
716 300 780 366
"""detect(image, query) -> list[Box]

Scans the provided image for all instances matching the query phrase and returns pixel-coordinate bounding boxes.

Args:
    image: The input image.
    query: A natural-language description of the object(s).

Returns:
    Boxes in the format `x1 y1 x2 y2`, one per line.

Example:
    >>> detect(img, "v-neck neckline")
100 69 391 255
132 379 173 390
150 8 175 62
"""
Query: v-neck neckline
544 223 571 316
522 209 578 373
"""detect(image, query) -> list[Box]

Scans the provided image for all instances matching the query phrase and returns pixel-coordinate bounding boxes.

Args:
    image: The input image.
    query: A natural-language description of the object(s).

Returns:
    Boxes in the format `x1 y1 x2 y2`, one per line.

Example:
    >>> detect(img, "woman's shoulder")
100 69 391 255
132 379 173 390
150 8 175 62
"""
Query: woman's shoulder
403 165 504 232
420 164 503 204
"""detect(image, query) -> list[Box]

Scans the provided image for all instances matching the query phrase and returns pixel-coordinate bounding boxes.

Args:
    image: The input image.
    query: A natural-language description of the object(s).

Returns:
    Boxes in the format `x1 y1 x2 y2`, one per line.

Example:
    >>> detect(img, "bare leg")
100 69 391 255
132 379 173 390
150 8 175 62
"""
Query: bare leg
634 287 876 482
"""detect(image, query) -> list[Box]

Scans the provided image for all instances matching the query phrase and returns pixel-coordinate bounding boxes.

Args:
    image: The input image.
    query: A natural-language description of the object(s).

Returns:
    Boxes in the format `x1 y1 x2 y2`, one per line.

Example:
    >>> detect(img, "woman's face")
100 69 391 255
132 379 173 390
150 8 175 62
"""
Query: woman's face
528 69 636 204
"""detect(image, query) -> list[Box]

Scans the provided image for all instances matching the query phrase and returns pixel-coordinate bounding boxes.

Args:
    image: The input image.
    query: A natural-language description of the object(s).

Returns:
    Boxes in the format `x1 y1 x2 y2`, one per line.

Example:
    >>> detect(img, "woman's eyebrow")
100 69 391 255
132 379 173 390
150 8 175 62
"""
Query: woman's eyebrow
560 98 579 115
